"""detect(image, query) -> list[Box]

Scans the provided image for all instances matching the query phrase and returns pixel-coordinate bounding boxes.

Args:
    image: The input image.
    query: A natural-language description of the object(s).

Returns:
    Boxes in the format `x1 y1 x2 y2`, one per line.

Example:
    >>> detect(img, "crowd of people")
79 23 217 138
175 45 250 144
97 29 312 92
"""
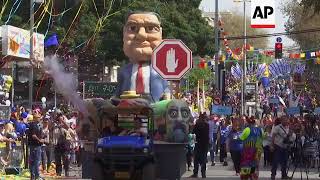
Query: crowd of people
0 105 81 180
186 110 320 180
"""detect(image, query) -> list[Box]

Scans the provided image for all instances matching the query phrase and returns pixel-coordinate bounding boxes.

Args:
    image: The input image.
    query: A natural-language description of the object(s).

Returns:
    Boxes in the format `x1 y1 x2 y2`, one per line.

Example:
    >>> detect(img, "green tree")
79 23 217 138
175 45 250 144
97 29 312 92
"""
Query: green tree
183 57 213 91
0 0 216 66
99 0 215 65
221 12 268 50
283 0 320 49
300 0 320 13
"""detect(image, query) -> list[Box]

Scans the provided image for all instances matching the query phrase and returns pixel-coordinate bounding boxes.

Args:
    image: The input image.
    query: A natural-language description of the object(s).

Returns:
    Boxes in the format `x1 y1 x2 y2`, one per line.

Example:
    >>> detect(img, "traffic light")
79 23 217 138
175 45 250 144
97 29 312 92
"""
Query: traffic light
275 42 283 59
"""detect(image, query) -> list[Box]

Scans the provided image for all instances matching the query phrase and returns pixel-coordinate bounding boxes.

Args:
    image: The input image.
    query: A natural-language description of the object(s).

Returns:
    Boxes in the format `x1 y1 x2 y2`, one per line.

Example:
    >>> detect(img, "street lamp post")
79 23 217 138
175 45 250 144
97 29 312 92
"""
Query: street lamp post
29 0 34 110
242 0 247 116
234 0 249 115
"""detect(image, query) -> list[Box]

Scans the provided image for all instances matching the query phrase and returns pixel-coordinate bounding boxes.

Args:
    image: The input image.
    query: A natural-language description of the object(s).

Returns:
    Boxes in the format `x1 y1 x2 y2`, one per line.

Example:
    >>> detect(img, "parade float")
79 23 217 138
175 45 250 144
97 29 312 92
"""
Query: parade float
80 92 192 180
79 11 193 180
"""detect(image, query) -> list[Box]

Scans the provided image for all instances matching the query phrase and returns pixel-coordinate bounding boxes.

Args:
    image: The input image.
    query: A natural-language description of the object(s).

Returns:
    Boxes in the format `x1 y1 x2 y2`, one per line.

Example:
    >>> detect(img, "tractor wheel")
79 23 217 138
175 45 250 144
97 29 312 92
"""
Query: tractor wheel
142 163 156 180
92 160 105 180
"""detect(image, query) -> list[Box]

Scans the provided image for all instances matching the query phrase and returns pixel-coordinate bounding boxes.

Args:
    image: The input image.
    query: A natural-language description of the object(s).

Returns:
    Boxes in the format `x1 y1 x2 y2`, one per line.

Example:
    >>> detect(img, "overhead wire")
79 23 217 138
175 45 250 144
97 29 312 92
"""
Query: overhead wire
43 0 53 38
222 27 320 40
55 1 84 54
85 0 135 47
0 0 9 21
34 0 50 28
4 0 21 24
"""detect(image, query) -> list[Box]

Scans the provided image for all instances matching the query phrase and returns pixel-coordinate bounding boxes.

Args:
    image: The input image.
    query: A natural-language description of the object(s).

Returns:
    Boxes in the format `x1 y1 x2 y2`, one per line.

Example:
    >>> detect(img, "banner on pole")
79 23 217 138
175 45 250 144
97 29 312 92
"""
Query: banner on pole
286 107 300 115
2 25 44 62
314 107 320 115
212 105 233 115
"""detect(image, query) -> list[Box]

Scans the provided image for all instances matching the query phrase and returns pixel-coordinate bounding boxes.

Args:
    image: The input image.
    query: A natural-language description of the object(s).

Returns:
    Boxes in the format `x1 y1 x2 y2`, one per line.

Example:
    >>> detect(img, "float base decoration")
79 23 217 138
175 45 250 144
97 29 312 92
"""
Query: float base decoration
80 95 191 180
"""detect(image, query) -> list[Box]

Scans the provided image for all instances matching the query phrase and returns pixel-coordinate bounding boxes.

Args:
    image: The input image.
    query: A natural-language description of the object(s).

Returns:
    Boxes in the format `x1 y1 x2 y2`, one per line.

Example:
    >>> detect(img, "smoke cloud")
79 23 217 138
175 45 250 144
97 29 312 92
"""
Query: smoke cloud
44 55 88 117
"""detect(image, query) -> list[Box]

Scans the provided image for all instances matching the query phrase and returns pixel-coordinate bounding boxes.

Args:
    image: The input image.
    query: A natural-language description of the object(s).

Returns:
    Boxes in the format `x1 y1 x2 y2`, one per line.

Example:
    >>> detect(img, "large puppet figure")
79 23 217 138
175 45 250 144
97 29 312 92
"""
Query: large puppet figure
115 11 169 102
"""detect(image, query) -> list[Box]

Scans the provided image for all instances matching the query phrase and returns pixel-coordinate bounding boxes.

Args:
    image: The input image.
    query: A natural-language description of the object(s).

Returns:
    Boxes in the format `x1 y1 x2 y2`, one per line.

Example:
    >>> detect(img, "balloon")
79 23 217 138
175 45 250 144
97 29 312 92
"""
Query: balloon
41 97 46 103
261 77 270 88
5 100 10 106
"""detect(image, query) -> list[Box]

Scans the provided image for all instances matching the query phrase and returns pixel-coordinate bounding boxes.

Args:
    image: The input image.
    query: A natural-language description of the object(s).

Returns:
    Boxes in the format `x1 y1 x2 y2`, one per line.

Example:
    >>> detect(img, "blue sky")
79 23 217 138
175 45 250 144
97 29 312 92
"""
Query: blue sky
200 0 296 48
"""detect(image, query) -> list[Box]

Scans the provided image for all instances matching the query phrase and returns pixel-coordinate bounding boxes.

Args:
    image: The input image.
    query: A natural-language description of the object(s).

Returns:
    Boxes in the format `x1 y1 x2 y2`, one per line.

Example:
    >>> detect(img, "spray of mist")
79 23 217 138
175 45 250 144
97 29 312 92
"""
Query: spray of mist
44 55 88 117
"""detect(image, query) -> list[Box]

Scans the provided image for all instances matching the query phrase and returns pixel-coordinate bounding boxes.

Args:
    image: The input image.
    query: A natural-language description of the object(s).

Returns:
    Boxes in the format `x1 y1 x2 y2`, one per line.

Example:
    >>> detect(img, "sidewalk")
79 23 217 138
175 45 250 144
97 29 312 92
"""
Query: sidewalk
182 153 320 180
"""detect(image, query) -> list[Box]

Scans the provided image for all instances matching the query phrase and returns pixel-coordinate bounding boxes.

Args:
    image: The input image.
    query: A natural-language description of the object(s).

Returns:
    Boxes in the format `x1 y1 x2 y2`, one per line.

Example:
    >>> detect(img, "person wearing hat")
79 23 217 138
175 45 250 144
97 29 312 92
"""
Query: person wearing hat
27 110 45 180
239 117 263 180
21 112 28 124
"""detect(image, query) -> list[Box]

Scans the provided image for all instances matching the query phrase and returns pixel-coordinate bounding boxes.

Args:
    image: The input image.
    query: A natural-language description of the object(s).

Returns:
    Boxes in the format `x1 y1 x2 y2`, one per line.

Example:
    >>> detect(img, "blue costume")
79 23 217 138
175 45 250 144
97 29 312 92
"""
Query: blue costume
115 63 169 102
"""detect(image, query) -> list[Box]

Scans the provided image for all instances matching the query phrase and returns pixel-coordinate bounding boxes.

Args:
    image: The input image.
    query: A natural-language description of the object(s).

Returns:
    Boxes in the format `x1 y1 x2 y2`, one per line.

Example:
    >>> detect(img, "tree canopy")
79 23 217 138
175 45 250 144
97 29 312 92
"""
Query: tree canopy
300 0 320 14
0 0 216 66
283 0 320 49
221 12 268 50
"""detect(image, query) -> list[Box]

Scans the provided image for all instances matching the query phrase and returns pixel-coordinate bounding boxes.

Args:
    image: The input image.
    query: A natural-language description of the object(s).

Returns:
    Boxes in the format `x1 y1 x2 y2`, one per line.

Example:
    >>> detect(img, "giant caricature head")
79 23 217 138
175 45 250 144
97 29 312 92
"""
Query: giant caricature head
153 99 192 143
165 100 191 142
123 11 162 63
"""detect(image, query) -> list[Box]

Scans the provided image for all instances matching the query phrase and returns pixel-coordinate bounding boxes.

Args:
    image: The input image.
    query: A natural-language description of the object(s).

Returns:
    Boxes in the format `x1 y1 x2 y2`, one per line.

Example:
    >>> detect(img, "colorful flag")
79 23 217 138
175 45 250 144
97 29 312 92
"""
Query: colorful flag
306 52 311 59
44 34 59 48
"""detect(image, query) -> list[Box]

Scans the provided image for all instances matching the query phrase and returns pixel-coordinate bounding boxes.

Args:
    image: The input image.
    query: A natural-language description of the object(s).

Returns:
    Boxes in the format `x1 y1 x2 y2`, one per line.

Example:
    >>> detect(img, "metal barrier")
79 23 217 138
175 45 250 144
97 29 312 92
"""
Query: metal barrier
0 141 24 175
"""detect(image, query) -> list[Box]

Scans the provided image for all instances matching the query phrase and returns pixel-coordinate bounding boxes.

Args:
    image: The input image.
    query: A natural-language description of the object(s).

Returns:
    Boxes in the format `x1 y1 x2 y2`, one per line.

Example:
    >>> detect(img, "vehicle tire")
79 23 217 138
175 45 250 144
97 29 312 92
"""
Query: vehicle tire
92 160 105 180
142 163 156 180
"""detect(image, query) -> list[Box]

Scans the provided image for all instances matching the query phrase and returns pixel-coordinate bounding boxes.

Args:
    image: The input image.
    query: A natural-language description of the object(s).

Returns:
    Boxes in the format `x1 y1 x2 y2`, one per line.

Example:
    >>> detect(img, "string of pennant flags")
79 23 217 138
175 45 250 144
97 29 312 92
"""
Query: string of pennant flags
197 49 320 69
216 17 320 64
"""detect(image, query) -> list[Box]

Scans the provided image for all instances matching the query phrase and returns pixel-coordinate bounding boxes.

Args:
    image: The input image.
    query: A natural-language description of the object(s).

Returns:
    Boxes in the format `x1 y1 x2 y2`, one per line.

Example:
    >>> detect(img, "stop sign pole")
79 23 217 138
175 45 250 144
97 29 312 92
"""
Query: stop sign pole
152 39 192 98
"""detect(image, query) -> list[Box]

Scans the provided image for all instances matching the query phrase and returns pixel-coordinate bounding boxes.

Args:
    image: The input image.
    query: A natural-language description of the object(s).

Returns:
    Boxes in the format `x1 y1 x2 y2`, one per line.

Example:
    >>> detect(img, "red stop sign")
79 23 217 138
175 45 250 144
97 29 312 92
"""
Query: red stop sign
152 39 192 80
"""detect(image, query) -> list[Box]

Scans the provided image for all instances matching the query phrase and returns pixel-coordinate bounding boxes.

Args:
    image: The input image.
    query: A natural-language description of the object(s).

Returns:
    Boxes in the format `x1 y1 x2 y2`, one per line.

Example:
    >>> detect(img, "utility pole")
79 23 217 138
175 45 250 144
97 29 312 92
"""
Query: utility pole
234 0 248 115
243 0 247 116
11 62 15 107
29 0 34 110
214 0 219 91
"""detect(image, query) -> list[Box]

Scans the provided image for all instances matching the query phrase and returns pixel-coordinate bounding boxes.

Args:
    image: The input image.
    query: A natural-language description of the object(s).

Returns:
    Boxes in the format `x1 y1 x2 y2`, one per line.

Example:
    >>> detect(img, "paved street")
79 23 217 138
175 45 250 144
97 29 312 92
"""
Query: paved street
182 154 320 180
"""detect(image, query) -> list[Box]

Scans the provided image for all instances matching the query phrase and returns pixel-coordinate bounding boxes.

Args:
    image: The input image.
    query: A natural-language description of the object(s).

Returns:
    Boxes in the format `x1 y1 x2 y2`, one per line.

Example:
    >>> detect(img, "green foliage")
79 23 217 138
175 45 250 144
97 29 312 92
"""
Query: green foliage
283 0 320 49
184 57 213 91
300 0 320 14
220 12 268 50
0 0 215 66
184 67 213 91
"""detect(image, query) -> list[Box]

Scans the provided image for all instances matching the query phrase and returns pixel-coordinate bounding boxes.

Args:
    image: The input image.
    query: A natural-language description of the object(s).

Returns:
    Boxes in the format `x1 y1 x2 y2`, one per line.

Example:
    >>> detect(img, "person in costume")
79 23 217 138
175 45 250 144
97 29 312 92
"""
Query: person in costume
239 117 263 180
115 11 169 102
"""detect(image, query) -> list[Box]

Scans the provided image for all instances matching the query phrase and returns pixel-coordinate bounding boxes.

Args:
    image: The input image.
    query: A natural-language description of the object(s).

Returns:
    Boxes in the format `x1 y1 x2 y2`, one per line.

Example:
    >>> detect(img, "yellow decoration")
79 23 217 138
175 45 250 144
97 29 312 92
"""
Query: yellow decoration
263 65 270 77
316 57 320 64
220 55 226 61
300 53 306 58
120 91 140 99
27 115 33 121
